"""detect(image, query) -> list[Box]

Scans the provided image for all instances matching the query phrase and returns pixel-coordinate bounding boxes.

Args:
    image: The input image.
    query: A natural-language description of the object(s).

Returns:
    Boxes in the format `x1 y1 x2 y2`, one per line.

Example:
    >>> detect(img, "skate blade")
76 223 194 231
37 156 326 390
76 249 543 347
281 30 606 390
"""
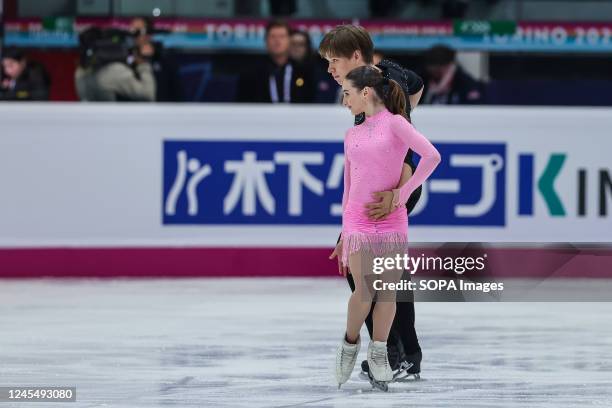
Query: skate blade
360 370 421 383
394 373 421 382
391 362 415 382
365 372 390 392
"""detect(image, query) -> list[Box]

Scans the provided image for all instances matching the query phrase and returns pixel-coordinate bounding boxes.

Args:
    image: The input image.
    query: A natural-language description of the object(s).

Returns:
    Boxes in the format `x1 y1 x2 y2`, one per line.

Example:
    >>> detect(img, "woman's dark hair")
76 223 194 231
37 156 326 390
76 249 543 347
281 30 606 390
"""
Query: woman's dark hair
345 65 406 118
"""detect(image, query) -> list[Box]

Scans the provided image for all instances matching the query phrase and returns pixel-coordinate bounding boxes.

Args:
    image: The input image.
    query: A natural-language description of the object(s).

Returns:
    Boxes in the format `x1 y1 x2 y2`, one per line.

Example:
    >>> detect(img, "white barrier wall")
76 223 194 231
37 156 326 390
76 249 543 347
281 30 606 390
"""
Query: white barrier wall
0 103 611 248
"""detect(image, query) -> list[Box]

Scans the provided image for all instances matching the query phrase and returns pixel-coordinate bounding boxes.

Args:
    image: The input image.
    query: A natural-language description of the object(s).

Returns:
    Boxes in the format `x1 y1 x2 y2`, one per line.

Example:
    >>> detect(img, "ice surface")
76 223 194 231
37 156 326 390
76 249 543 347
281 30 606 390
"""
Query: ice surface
1 278 611 407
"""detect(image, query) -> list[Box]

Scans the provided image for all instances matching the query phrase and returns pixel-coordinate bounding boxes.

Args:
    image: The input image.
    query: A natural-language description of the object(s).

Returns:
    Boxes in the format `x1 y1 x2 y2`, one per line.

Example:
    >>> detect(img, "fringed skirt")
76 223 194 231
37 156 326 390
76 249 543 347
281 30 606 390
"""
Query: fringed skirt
341 202 409 267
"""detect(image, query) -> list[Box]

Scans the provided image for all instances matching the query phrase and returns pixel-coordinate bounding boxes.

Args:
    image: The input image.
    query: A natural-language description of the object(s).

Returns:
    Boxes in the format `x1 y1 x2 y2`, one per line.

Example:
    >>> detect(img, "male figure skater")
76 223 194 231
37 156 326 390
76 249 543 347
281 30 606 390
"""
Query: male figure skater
321 24 424 379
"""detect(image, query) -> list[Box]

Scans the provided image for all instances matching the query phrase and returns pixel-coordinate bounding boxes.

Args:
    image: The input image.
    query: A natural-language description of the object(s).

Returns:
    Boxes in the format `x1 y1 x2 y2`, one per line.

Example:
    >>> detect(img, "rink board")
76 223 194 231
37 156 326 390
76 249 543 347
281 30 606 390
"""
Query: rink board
0 104 610 277
1 246 612 278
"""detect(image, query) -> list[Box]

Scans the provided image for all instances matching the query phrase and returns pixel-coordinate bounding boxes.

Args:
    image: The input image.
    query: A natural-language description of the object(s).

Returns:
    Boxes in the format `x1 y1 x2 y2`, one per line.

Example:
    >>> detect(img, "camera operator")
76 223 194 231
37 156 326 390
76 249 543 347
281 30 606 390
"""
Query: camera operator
129 17 181 102
75 20 156 102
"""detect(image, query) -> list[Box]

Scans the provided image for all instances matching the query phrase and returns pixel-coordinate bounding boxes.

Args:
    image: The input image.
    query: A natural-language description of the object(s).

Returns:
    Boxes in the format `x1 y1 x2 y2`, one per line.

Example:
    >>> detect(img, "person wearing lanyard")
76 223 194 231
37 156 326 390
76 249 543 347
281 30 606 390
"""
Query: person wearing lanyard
268 60 292 103
236 20 315 104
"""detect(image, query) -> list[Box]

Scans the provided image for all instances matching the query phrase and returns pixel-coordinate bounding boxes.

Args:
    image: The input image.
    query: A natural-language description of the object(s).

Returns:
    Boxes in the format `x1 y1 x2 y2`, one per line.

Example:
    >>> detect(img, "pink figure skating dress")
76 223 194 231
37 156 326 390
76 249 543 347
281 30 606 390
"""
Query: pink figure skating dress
341 109 441 267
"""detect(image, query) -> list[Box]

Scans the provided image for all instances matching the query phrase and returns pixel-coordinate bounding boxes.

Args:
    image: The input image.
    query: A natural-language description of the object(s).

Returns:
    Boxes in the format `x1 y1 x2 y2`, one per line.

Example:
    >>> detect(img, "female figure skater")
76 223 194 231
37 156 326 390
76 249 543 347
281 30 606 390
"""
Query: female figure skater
334 66 441 387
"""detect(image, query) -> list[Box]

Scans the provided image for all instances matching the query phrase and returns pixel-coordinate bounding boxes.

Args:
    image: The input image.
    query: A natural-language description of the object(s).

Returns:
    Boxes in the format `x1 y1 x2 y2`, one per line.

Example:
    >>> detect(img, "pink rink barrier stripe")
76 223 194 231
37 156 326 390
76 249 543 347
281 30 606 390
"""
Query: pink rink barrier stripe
0 247 611 278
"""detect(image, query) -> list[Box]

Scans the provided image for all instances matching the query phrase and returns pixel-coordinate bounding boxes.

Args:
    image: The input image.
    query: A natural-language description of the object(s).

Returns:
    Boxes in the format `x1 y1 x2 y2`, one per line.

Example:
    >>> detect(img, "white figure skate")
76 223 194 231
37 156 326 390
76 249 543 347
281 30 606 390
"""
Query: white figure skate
366 341 393 391
335 335 360 388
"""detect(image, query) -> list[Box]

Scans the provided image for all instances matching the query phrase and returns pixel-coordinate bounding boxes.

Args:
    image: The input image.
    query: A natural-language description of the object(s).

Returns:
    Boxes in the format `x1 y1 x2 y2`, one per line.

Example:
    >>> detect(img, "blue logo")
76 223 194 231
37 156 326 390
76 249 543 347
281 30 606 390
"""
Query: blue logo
163 141 506 226
163 141 344 224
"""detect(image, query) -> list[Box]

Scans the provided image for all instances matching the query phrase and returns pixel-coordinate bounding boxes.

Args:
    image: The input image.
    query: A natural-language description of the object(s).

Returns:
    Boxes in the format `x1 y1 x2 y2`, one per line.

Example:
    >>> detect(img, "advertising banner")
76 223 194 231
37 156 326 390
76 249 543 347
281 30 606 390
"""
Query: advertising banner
0 104 610 247
5 18 612 53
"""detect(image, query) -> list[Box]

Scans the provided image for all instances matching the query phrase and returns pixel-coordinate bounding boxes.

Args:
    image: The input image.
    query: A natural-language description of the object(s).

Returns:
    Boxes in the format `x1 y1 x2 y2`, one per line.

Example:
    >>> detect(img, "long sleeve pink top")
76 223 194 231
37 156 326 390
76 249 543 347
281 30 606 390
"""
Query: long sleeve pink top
340 109 441 266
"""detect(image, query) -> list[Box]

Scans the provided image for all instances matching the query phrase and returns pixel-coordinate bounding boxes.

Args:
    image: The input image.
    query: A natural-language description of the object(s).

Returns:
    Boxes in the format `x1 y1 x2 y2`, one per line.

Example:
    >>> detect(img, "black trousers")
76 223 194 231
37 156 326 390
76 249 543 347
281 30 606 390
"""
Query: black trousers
346 265 421 356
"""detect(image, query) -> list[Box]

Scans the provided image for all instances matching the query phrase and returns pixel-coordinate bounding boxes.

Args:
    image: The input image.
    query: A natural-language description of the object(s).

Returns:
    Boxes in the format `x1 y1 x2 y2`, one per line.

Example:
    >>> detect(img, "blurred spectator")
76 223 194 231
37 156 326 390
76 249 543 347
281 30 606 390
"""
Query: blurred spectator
289 29 317 90
289 30 313 65
74 20 156 102
237 20 315 103
0 48 50 101
421 45 484 105
290 29 336 103
373 50 384 65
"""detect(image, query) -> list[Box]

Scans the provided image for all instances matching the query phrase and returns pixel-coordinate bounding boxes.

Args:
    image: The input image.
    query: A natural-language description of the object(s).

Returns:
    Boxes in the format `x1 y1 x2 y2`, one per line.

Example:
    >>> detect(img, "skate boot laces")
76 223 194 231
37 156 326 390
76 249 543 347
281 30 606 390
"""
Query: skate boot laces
372 345 389 367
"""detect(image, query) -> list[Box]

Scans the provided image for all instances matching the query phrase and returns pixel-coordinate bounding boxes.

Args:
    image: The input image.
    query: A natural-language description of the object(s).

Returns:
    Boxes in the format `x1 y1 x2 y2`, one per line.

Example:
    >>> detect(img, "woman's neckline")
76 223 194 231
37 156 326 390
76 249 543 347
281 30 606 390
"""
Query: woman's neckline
363 108 391 123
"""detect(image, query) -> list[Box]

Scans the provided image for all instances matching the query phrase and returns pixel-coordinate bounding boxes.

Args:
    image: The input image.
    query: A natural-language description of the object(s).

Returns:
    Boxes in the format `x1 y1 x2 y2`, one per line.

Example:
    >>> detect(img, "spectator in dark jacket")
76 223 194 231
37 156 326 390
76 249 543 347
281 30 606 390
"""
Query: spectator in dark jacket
237 20 315 103
421 45 484 105
1 49 50 101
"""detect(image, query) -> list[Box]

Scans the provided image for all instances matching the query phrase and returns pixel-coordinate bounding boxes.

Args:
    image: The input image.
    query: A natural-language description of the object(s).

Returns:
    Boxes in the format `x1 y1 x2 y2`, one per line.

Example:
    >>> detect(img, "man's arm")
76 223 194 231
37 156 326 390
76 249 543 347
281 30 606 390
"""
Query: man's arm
409 84 424 110
390 115 441 207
